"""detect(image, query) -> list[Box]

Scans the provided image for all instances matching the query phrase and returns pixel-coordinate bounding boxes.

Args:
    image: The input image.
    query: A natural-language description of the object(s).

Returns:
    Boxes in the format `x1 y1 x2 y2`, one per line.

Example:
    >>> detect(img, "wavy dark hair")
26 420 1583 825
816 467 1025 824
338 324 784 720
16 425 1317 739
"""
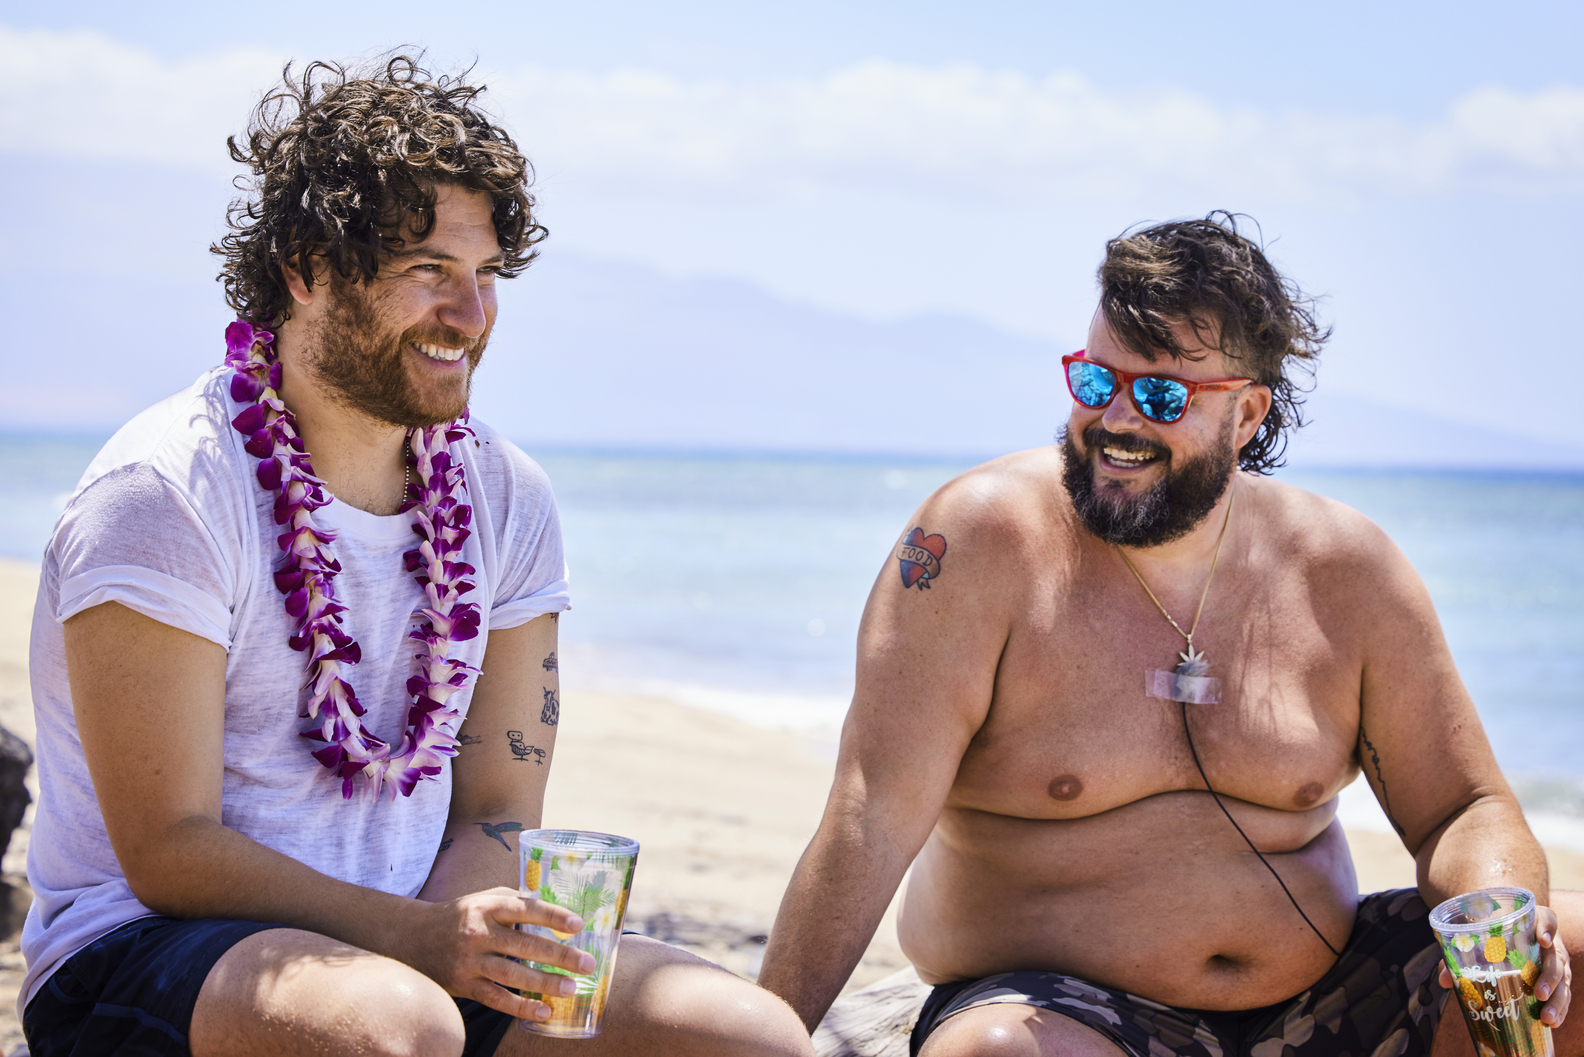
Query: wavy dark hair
1097 211 1328 474
214 54 547 327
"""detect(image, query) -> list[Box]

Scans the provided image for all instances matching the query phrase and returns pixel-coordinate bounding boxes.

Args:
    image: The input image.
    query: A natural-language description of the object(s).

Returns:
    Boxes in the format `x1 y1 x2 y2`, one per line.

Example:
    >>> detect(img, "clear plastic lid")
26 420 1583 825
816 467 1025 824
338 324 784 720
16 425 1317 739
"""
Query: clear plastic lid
520 828 639 857
1430 887 1534 934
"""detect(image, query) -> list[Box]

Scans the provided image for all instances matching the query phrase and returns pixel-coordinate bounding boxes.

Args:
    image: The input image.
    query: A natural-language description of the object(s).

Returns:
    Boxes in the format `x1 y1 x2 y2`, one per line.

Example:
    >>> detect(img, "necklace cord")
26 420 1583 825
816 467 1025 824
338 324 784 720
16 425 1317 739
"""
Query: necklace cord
1116 485 1236 648
402 435 412 504
1179 696 1342 957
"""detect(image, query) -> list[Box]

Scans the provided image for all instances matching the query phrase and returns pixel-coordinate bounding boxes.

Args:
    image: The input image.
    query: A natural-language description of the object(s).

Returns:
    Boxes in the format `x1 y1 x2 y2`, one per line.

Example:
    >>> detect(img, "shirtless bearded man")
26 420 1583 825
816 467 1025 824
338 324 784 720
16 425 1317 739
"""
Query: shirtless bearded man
20 57 811 1057
758 213 1578 1057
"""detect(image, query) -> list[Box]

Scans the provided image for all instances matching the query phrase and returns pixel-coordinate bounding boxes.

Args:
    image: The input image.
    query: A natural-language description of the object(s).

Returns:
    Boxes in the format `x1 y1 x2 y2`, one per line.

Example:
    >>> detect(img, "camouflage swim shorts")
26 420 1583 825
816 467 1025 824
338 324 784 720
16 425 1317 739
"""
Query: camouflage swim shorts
911 889 1452 1057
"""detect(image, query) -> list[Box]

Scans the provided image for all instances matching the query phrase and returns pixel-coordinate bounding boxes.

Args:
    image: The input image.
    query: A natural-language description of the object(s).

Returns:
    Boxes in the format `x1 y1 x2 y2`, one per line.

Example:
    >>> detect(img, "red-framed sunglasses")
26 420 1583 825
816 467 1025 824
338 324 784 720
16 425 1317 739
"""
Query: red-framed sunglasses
1062 352 1253 424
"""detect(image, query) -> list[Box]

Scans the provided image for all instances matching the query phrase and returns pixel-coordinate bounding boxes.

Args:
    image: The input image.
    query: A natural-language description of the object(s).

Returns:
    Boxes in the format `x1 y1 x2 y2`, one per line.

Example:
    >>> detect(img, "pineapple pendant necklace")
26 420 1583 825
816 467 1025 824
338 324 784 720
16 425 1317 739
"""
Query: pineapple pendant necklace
1116 483 1236 705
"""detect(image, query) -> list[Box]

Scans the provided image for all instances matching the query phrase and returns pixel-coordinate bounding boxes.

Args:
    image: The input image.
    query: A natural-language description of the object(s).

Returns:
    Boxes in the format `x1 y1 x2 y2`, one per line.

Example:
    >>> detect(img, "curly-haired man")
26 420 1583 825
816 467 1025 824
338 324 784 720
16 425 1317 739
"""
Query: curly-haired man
759 214 1578 1057
20 56 813 1057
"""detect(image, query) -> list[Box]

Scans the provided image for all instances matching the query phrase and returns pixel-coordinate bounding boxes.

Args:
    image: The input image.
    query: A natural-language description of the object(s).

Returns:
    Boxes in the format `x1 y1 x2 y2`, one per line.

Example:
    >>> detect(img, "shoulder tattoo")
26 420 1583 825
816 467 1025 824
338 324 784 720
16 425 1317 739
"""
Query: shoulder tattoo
896 527 947 590
541 688 560 727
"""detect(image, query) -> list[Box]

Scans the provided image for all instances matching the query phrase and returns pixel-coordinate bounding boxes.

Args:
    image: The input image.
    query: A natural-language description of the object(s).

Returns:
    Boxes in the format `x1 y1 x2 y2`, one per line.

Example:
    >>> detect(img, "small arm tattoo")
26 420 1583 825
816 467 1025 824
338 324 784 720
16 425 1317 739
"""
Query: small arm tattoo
896 527 947 590
457 733 484 746
1360 725 1407 838
507 730 546 764
438 838 453 853
476 821 525 851
543 651 558 672
541 688 560 727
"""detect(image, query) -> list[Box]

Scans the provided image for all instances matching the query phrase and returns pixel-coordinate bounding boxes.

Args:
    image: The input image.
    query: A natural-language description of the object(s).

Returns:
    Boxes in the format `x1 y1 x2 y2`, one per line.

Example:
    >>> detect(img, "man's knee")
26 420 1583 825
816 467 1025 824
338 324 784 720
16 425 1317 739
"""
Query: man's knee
920 1005 1128 1057
192 928 466 1057
690 982 816 1057
593 937 814 1056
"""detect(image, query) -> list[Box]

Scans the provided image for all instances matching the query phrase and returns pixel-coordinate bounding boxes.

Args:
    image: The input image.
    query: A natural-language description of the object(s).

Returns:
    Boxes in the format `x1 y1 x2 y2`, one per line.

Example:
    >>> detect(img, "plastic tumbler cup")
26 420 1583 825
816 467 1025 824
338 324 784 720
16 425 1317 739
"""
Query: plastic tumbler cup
1430 887 1554 1057
517 829 640 1038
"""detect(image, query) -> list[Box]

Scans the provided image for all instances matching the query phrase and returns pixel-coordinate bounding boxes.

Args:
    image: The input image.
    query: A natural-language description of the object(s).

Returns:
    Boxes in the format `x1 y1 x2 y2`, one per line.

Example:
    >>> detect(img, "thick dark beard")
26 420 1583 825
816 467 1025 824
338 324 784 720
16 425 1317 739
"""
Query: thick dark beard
304 277 486 428
1059 419 1236 548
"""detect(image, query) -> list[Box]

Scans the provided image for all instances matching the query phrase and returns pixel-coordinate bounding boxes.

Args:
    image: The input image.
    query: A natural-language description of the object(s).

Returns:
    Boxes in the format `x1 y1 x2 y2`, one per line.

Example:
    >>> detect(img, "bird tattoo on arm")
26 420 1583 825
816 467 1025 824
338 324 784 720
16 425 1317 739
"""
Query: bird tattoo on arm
475 820 525 851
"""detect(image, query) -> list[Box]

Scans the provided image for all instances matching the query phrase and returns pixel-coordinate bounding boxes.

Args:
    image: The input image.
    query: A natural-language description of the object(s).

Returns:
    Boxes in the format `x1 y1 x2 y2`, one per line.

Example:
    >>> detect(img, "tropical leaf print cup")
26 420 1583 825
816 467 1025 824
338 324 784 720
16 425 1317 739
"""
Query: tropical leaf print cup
1430 887 1553 1057
518 829 640 1038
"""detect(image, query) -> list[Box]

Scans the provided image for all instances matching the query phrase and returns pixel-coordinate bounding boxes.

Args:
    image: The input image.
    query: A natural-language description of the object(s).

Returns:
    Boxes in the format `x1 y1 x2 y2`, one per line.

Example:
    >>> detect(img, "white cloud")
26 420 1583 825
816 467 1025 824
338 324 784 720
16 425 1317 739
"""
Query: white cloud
1448 85 1584 178
493 61 1584 202
3 25 1582 202
0 26 281 168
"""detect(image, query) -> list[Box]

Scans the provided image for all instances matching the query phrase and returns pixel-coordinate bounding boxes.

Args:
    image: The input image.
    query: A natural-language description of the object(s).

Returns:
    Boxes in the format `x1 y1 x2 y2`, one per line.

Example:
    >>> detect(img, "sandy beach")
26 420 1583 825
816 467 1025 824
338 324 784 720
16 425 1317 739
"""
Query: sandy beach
0 555 1578 1049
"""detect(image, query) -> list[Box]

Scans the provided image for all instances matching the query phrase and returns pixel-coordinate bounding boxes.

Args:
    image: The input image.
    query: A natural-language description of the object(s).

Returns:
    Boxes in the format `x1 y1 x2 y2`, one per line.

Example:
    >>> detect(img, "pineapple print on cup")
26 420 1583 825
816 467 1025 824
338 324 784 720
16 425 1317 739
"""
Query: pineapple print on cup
540 986 577 1024
1485 932 1508 964
523 979 574 1023
591 967 614 1019
1459 976 1486 1012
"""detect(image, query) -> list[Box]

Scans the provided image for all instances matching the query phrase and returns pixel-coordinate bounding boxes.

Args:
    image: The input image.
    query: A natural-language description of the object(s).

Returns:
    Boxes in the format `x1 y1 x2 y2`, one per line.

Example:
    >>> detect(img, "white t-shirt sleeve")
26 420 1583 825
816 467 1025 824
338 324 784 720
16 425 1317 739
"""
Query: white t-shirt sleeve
486 447 571 630
53 463 239 648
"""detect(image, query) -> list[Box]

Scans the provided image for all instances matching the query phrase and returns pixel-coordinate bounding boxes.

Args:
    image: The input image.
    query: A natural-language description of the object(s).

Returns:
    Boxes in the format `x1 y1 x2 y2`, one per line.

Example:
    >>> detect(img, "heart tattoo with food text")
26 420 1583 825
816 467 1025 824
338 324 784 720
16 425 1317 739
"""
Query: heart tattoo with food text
896 527 947 590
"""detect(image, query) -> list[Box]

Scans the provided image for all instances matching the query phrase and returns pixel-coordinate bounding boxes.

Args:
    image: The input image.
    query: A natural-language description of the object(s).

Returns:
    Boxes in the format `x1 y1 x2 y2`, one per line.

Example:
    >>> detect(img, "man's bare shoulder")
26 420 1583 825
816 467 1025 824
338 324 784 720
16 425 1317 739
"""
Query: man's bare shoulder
879 447 1070 613
1244 474 1421 598
917 447 1070 541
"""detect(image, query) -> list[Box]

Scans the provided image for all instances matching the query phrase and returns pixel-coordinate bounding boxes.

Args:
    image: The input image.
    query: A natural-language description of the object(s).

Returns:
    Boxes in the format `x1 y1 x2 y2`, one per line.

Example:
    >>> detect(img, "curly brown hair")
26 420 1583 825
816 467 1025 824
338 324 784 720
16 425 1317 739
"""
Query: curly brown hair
1097 211 1328 474
214 54 547 327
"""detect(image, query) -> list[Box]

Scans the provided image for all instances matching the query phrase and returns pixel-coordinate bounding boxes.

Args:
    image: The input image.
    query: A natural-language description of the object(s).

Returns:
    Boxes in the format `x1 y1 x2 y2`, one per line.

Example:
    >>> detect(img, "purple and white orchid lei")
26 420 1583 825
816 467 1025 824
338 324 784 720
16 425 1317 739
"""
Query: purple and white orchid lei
224 320 482 800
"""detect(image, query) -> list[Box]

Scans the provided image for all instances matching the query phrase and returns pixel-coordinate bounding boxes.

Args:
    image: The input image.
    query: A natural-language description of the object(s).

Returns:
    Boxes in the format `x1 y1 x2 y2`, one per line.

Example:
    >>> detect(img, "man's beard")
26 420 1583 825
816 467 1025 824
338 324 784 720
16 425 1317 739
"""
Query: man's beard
304 278 487 428
1059 418 1236 548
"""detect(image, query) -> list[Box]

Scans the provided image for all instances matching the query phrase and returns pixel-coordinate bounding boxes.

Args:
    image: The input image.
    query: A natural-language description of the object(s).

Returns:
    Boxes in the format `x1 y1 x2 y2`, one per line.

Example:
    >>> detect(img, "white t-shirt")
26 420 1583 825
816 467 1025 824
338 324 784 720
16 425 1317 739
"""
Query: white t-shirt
21 366 571 1013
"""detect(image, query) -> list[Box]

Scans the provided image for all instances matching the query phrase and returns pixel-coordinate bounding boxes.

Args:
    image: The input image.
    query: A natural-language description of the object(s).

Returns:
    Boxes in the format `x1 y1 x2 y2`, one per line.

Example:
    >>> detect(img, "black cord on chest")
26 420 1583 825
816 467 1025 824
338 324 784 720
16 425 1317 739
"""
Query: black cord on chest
1179 700 1342 958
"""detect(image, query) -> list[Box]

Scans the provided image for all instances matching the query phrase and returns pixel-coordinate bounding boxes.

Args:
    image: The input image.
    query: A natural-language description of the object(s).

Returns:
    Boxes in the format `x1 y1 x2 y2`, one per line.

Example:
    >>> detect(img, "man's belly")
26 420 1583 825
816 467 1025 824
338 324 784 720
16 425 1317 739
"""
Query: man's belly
897 791 1364 1010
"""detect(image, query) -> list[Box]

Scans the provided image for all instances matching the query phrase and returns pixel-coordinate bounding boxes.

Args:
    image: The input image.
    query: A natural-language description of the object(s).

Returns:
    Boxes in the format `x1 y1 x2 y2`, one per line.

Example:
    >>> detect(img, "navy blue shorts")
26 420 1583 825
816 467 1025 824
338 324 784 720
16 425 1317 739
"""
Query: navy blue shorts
23 916 516 1056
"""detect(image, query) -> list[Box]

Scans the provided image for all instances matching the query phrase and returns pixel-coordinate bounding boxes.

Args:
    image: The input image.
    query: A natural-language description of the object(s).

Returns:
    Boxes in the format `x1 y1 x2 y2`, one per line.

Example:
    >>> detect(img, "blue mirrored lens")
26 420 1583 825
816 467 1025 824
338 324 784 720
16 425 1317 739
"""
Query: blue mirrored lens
1132 376 1190 422
1068 362 1117 408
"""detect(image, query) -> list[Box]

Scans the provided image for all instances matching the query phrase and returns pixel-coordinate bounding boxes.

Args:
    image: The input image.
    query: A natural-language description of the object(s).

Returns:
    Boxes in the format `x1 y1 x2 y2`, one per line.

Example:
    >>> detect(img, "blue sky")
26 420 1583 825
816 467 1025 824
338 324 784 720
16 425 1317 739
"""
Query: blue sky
3 2 1582 455
16 0 1578 114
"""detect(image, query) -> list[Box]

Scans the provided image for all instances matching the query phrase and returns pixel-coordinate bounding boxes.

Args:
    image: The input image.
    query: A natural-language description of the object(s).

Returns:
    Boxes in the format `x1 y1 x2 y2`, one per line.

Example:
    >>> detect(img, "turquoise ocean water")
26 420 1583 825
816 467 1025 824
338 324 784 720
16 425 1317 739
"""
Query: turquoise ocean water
3 435 1580 832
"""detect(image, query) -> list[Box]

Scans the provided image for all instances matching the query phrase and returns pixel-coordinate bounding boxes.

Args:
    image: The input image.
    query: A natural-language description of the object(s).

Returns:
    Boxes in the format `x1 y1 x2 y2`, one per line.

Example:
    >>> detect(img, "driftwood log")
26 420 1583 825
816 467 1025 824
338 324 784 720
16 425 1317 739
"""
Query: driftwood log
814 967 930 1057
0 726 31 852
0 724 33 940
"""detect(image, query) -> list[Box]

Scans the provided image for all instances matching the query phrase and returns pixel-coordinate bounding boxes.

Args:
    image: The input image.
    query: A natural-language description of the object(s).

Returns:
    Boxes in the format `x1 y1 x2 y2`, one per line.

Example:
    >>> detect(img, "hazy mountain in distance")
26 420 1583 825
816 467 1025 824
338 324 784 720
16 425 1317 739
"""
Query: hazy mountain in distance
5 221 1582 471
481 253 1584 470
1284 388 1584 471
478 253 1069 457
